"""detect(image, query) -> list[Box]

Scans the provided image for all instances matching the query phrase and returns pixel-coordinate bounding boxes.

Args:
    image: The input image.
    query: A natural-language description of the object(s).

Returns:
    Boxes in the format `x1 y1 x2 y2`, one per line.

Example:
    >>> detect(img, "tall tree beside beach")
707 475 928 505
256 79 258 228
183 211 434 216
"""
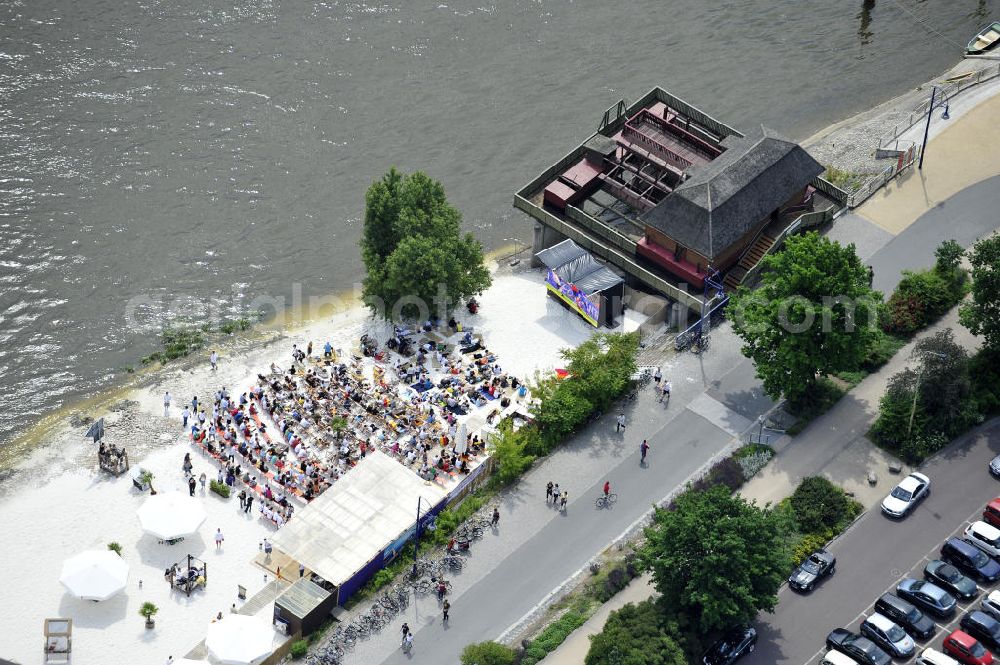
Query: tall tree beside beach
728 231 881 408
360 168 491 319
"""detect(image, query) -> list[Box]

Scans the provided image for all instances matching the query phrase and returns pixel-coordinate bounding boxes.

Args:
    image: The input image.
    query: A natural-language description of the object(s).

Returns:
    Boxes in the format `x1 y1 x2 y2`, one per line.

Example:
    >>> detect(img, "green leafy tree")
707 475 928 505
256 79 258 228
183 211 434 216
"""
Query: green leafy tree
460 641 517 665
639 485 791 633
790 476 852 534
729 232 880 406
961 235 1000 352
585 600 686 665
489 421 536 486
360 169 491 319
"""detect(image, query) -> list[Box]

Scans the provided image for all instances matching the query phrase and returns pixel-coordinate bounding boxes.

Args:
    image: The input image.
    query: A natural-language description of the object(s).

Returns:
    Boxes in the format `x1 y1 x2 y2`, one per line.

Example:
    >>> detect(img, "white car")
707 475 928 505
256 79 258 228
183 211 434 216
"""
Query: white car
881 472 930 518
982 589 1000 621
965 521 1000 558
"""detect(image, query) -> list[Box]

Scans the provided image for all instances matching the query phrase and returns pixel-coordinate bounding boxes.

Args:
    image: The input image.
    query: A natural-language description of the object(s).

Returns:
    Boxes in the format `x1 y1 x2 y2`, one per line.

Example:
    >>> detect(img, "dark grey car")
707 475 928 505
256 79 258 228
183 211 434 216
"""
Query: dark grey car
897 578 957 618
788 550 836 592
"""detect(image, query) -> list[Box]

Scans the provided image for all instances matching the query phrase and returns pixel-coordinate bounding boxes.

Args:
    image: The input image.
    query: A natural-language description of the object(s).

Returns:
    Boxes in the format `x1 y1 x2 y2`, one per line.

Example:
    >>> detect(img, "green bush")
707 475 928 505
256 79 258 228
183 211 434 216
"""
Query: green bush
520 612 587 665
585 599 687 665
790 476 852 534
489 422 536 486
460 641 516 665
107 542 123 556
289 639 309 659
970 349 1000 416
883 267 964 335
209 480 231 498
791 531 833 565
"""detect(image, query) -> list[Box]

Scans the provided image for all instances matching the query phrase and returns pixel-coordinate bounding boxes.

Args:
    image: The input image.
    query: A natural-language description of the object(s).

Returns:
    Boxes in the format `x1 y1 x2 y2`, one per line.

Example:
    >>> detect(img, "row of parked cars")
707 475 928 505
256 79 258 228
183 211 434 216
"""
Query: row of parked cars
823 478 1000 665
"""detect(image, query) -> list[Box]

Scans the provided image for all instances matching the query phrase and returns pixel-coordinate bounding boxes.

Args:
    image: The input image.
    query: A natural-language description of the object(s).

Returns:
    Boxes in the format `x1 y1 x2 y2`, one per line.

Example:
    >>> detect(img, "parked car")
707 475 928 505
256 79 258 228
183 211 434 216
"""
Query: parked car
702 624 757 665
861 613 916 658
822 651 861 665
882 472 930 518
962 612 1000 651
943 630 994 665
898 578 958 618
789 549 836 592
926 560 980 599
875 593 937 639
989 455 1000 479
966 522 1000 559
984 499 1000 528
983 591 1000 622
943 538 1000 584
916 647 961 665
826 629 892 665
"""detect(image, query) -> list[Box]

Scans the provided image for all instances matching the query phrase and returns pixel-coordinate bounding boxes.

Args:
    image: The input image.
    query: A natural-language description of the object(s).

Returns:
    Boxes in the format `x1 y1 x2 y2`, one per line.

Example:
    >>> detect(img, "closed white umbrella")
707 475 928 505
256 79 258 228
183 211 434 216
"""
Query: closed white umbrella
137 491 207 541
454 422 468 455
206 615 274 665
59 550 129 601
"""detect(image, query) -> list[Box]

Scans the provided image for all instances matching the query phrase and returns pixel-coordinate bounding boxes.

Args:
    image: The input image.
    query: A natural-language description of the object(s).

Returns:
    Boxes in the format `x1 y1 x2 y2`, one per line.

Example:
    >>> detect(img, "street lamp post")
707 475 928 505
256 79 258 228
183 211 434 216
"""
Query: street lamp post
918 85 951 171
412 496 427 578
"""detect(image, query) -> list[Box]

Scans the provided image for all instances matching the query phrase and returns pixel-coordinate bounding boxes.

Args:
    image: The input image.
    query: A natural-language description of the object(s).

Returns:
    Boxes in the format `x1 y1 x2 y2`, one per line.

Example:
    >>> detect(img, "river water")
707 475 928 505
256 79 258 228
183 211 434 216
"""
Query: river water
0 0 995 450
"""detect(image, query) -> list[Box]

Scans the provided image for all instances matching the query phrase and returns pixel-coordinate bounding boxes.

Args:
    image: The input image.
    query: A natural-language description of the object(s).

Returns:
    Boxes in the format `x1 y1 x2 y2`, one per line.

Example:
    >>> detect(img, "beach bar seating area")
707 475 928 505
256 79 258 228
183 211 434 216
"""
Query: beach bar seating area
167 554 207 597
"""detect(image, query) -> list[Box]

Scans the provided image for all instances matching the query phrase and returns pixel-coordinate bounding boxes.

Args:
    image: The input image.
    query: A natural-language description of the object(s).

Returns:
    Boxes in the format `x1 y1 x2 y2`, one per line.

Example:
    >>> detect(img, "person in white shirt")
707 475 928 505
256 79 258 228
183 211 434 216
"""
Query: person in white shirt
210 351 219 371
163 391 172 416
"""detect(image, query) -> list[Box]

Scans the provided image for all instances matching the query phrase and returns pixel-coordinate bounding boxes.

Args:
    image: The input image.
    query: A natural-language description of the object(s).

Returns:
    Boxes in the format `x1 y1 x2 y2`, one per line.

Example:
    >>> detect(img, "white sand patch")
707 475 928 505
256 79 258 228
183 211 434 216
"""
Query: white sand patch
3 269 644 663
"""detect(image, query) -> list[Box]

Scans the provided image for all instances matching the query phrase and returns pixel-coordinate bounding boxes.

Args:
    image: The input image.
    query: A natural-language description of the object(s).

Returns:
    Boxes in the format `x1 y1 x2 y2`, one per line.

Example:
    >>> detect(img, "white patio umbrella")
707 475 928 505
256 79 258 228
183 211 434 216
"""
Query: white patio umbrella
454 422 468 455
137 491 207 541
205 615 274 665
59 550 129 601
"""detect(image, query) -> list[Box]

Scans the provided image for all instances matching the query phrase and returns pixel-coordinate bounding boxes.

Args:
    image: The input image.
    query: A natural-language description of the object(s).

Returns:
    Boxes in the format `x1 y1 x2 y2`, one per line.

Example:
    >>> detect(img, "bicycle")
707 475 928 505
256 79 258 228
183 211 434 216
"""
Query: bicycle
691 333 711 354
441 554 464 571
595 493 618 509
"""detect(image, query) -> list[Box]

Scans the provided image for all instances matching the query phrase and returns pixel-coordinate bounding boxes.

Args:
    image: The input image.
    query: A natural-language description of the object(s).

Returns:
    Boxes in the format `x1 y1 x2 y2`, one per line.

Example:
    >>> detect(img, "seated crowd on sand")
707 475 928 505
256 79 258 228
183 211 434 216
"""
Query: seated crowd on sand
183 319 526 525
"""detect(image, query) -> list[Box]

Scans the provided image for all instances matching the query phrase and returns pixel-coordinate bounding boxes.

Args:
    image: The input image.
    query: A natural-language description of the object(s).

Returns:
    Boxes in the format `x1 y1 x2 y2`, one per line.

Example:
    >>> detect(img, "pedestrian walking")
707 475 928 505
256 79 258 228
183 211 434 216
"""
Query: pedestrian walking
245 494 254 514
552 483 560 506
560 490 568 511
640 439 650 463
214 528 224 550
182 406 190 428
442 599 451 623
545 481 553 503
188 476 196 497
210 350 218 371
299 563 305 578
662 381 672 404
199 472 207 491
263 538 272 560
400 623 410 643
491 506 500 527
238 490 246 511
616 413 626 433
654 366 662 384
402 632 414 654
163 391 172 417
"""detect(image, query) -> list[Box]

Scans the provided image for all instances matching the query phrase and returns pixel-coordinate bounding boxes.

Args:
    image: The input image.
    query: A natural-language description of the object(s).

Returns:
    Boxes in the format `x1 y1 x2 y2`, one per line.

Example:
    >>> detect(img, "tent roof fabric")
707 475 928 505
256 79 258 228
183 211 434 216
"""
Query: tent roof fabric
535 239 625 296
639 126 824 260
270 451 448 588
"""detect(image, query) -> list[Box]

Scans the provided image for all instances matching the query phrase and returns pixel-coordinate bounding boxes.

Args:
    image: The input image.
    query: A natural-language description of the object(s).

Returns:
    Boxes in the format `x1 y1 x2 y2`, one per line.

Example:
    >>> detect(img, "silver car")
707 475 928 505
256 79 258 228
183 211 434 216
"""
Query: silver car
861 613 916 658
982 589 1000 621
881 472 930 518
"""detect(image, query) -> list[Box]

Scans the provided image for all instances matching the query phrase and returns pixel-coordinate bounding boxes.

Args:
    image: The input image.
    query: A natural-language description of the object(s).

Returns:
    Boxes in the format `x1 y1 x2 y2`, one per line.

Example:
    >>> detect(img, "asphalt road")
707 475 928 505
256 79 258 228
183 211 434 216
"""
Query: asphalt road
744 418 1000 665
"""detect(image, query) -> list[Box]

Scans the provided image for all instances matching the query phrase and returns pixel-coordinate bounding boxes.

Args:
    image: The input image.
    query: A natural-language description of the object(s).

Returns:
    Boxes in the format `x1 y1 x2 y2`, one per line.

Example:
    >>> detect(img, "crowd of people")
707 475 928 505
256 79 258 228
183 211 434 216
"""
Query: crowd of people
180 320 528 526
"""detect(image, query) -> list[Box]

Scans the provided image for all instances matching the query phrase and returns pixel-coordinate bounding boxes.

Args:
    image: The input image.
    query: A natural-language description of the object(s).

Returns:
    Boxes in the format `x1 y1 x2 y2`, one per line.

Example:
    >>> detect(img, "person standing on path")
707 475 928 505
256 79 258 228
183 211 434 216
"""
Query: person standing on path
299 563 305 578
640 439 650 464
552 483 560 507
560 490 568 511
491 506 500 527
188 476 196 497
163 391 172 417
654 366 662 385
210 350 218 371
616 413 626 433
603 480 611 498
199 472 207 491
545 481 553 503
238 489 246 511
182 406 190 429
214 528 224 550
442 599 450 623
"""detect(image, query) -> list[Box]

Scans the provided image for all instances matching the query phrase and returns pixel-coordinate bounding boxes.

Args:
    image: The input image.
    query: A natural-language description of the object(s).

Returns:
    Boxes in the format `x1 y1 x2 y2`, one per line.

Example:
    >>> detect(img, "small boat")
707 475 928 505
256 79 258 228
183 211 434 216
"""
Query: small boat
967 21 1000 55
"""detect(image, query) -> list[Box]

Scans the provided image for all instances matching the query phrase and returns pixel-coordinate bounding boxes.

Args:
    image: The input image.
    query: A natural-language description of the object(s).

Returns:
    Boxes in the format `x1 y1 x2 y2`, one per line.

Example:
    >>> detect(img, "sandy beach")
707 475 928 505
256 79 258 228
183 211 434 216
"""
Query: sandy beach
0 267 637 665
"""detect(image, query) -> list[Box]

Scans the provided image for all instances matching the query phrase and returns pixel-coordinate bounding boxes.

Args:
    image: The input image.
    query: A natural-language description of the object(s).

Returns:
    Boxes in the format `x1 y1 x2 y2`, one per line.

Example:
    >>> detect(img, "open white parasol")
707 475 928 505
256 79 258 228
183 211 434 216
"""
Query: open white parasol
454 422 468 455
205 614 275 665
137 491 207 541
59 550 129 601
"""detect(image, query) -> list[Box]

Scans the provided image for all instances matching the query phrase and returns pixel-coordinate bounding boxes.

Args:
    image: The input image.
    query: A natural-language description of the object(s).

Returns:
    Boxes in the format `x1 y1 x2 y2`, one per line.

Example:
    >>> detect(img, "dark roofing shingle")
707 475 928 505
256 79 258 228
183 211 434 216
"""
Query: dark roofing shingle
638 126 824 260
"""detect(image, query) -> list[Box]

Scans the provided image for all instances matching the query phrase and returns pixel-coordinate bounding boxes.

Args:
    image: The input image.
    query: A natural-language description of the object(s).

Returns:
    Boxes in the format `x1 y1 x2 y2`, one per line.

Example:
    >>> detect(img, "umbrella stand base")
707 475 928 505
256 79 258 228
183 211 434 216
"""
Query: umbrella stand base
145 619 155 629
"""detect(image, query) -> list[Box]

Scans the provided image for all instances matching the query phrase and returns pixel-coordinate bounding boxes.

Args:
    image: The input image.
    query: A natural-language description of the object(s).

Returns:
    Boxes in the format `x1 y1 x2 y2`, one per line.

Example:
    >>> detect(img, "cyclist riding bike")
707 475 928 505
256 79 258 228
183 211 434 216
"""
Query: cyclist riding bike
603 481 610 497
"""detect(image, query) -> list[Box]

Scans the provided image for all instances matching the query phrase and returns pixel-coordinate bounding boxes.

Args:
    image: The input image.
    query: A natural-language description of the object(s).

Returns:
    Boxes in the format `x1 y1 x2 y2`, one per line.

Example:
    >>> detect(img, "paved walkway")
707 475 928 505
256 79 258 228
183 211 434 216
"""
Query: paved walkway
540 83 1000 664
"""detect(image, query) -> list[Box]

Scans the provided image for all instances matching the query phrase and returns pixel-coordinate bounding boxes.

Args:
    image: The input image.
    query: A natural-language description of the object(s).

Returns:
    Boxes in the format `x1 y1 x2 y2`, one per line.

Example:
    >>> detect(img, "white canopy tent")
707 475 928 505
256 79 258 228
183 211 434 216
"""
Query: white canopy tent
205 614 274 665
59 550 129 601
271 451 448 589
137 491 207 541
